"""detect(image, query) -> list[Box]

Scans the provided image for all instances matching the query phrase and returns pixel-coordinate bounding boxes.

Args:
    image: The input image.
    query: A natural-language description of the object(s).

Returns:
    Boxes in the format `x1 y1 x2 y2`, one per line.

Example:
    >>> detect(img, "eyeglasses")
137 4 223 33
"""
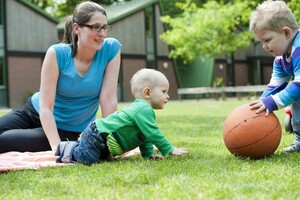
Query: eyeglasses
79 23 112 33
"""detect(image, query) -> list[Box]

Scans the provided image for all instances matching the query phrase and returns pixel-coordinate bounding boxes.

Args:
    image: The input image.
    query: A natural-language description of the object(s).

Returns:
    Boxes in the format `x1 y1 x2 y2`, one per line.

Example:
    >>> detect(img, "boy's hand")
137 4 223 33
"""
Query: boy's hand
170 147 188 155
249 100 269 116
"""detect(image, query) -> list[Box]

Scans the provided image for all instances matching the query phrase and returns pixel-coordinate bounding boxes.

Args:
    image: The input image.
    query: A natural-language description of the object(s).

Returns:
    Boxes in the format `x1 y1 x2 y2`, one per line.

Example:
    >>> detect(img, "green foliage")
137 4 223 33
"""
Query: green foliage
213 77 224 88
56 0 104 18
288 0 300 25
1 100 299 199
160 0 250 18
160 0 256 62
27 0 54 10
55 0 136 18
28 0 121 18
160 0 204 17
55 0 78 18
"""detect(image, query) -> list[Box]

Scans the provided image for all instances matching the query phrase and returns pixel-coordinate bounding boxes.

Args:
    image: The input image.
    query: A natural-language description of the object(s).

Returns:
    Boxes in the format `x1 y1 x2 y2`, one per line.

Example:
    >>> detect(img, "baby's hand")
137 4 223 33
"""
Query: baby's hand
170 147 188 155
149 155 164 160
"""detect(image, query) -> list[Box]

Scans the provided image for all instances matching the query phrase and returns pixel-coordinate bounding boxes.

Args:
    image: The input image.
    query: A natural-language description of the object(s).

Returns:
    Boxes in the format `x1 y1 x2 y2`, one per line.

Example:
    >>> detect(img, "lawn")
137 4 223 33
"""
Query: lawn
1 99 300 200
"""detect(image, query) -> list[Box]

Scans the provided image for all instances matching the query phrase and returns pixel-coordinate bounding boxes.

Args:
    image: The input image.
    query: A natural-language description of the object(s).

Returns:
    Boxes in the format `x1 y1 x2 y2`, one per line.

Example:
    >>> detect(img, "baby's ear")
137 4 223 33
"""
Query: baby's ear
143 87 151 98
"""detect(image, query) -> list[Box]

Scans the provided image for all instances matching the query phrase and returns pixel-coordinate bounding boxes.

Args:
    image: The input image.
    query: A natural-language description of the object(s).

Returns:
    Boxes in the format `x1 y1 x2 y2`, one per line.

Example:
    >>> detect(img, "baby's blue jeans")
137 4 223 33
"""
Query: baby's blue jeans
72 122 110 165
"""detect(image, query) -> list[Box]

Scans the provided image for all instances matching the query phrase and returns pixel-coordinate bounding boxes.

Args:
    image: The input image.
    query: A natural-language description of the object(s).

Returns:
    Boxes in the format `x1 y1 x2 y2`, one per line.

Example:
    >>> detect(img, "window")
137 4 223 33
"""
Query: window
0 0 6 106
0 1 3 25
145 7 154 37
0 57 3 85
145 6 156 69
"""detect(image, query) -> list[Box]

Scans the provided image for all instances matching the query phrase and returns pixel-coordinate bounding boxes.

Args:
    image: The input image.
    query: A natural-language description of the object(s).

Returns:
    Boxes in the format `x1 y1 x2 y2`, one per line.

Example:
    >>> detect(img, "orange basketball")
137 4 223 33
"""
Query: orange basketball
223 104 282 159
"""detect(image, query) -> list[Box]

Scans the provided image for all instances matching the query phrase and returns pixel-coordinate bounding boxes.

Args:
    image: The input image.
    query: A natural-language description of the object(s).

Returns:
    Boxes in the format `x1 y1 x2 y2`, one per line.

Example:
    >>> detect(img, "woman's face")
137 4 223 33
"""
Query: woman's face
76 12 109 51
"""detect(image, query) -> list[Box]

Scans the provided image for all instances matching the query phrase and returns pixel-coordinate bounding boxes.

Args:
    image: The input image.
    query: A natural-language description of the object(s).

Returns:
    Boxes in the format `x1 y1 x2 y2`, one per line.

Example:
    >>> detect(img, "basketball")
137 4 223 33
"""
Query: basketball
222 104 282 159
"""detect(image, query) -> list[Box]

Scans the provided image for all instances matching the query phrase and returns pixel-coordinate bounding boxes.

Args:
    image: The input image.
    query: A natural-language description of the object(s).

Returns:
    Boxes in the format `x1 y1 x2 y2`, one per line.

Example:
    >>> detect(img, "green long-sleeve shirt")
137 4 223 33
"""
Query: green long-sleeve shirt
94 98 174 158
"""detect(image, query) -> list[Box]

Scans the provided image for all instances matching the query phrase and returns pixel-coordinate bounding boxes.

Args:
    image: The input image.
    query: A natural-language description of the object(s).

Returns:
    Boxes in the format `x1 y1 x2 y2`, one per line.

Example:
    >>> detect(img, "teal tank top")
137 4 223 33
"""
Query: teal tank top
31 38 122 132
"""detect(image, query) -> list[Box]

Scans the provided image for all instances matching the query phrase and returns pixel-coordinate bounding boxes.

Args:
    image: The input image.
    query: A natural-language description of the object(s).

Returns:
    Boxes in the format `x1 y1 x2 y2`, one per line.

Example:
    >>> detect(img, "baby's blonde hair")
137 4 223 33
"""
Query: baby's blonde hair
130 68 168 98
249 0 298 33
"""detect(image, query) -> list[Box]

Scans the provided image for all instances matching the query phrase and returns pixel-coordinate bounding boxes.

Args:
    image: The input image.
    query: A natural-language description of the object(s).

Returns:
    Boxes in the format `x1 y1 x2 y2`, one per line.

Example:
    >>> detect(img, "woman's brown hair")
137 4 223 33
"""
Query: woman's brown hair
62 1 107 57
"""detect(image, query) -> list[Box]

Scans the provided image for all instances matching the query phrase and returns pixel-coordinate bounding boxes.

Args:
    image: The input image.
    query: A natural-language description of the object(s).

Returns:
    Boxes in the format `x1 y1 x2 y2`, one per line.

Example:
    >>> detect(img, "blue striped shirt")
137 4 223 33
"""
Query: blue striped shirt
261 30 300 112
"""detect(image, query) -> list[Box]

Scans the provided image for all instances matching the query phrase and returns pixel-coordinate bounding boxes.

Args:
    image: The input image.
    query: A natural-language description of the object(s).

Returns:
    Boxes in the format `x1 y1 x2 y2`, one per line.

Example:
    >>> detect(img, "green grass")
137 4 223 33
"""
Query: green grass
1 99 300 199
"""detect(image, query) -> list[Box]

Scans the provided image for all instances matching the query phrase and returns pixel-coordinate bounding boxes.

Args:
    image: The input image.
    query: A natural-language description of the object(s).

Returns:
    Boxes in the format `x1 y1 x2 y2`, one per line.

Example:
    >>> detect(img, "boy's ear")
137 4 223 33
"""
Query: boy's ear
282 27 292 38
143 87 151 99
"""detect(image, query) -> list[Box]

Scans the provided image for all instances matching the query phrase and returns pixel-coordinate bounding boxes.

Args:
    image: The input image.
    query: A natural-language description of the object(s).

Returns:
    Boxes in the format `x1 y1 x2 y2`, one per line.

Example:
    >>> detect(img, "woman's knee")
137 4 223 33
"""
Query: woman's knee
0 128 51 152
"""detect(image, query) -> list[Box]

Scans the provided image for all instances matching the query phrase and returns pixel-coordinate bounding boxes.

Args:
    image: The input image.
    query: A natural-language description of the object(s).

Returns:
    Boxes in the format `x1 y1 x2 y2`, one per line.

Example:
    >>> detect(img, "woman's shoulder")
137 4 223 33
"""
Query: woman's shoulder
49 43 72 67
51 43 72 51
50 43 72 58
97 38 122 59
103 38 122 46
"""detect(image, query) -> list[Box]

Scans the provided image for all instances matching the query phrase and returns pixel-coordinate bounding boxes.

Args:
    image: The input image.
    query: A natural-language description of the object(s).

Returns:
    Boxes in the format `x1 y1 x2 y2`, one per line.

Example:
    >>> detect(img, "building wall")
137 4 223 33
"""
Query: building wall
157 59 178 99
154 4 178 98
4 0 177 106
4 0 58 107
213 58 273 89
248 57 273 85
7 56 41 107
262 65 272 84
109 11 146 55
6 0 58 52
234 62 249 86
120 58 177 101
121 58 146 101
213 61 249 87
155 4 169 57
108 4 177 102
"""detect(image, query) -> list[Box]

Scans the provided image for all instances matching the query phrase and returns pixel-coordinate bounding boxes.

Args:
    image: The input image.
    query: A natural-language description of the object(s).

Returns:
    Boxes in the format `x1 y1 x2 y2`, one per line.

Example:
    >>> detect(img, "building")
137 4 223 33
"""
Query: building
106 0 178 101
1 0 178 107
0 0 59 107
0 0 274 106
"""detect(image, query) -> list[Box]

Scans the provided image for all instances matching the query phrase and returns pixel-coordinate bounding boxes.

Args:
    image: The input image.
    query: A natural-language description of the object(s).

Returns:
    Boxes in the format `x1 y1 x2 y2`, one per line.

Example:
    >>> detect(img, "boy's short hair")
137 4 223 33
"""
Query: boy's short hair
130 68 168 98
249 0 298 33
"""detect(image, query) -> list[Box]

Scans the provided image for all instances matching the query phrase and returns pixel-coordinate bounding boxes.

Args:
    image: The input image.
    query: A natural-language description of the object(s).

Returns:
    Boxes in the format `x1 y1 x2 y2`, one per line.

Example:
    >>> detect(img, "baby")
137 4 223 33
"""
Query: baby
55 68 188 164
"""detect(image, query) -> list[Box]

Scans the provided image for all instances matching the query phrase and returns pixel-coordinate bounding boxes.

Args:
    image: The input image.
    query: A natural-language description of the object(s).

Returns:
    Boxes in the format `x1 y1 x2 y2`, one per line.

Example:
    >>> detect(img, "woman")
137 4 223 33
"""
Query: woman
0 1 121 153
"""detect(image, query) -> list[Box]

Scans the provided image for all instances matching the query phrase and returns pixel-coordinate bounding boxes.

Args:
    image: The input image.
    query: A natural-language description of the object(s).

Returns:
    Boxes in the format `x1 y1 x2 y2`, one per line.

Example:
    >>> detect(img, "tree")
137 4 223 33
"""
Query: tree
27 0 122 18
56 0 117 18
160 0 236 18
288 0 300 25
160 0 255 63
160 0 204 17
27 0 54 10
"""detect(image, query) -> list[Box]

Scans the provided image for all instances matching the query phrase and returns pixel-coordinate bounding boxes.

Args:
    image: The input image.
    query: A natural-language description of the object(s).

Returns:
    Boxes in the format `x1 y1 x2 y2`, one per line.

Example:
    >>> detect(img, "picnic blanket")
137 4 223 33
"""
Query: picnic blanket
0 147 144 172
